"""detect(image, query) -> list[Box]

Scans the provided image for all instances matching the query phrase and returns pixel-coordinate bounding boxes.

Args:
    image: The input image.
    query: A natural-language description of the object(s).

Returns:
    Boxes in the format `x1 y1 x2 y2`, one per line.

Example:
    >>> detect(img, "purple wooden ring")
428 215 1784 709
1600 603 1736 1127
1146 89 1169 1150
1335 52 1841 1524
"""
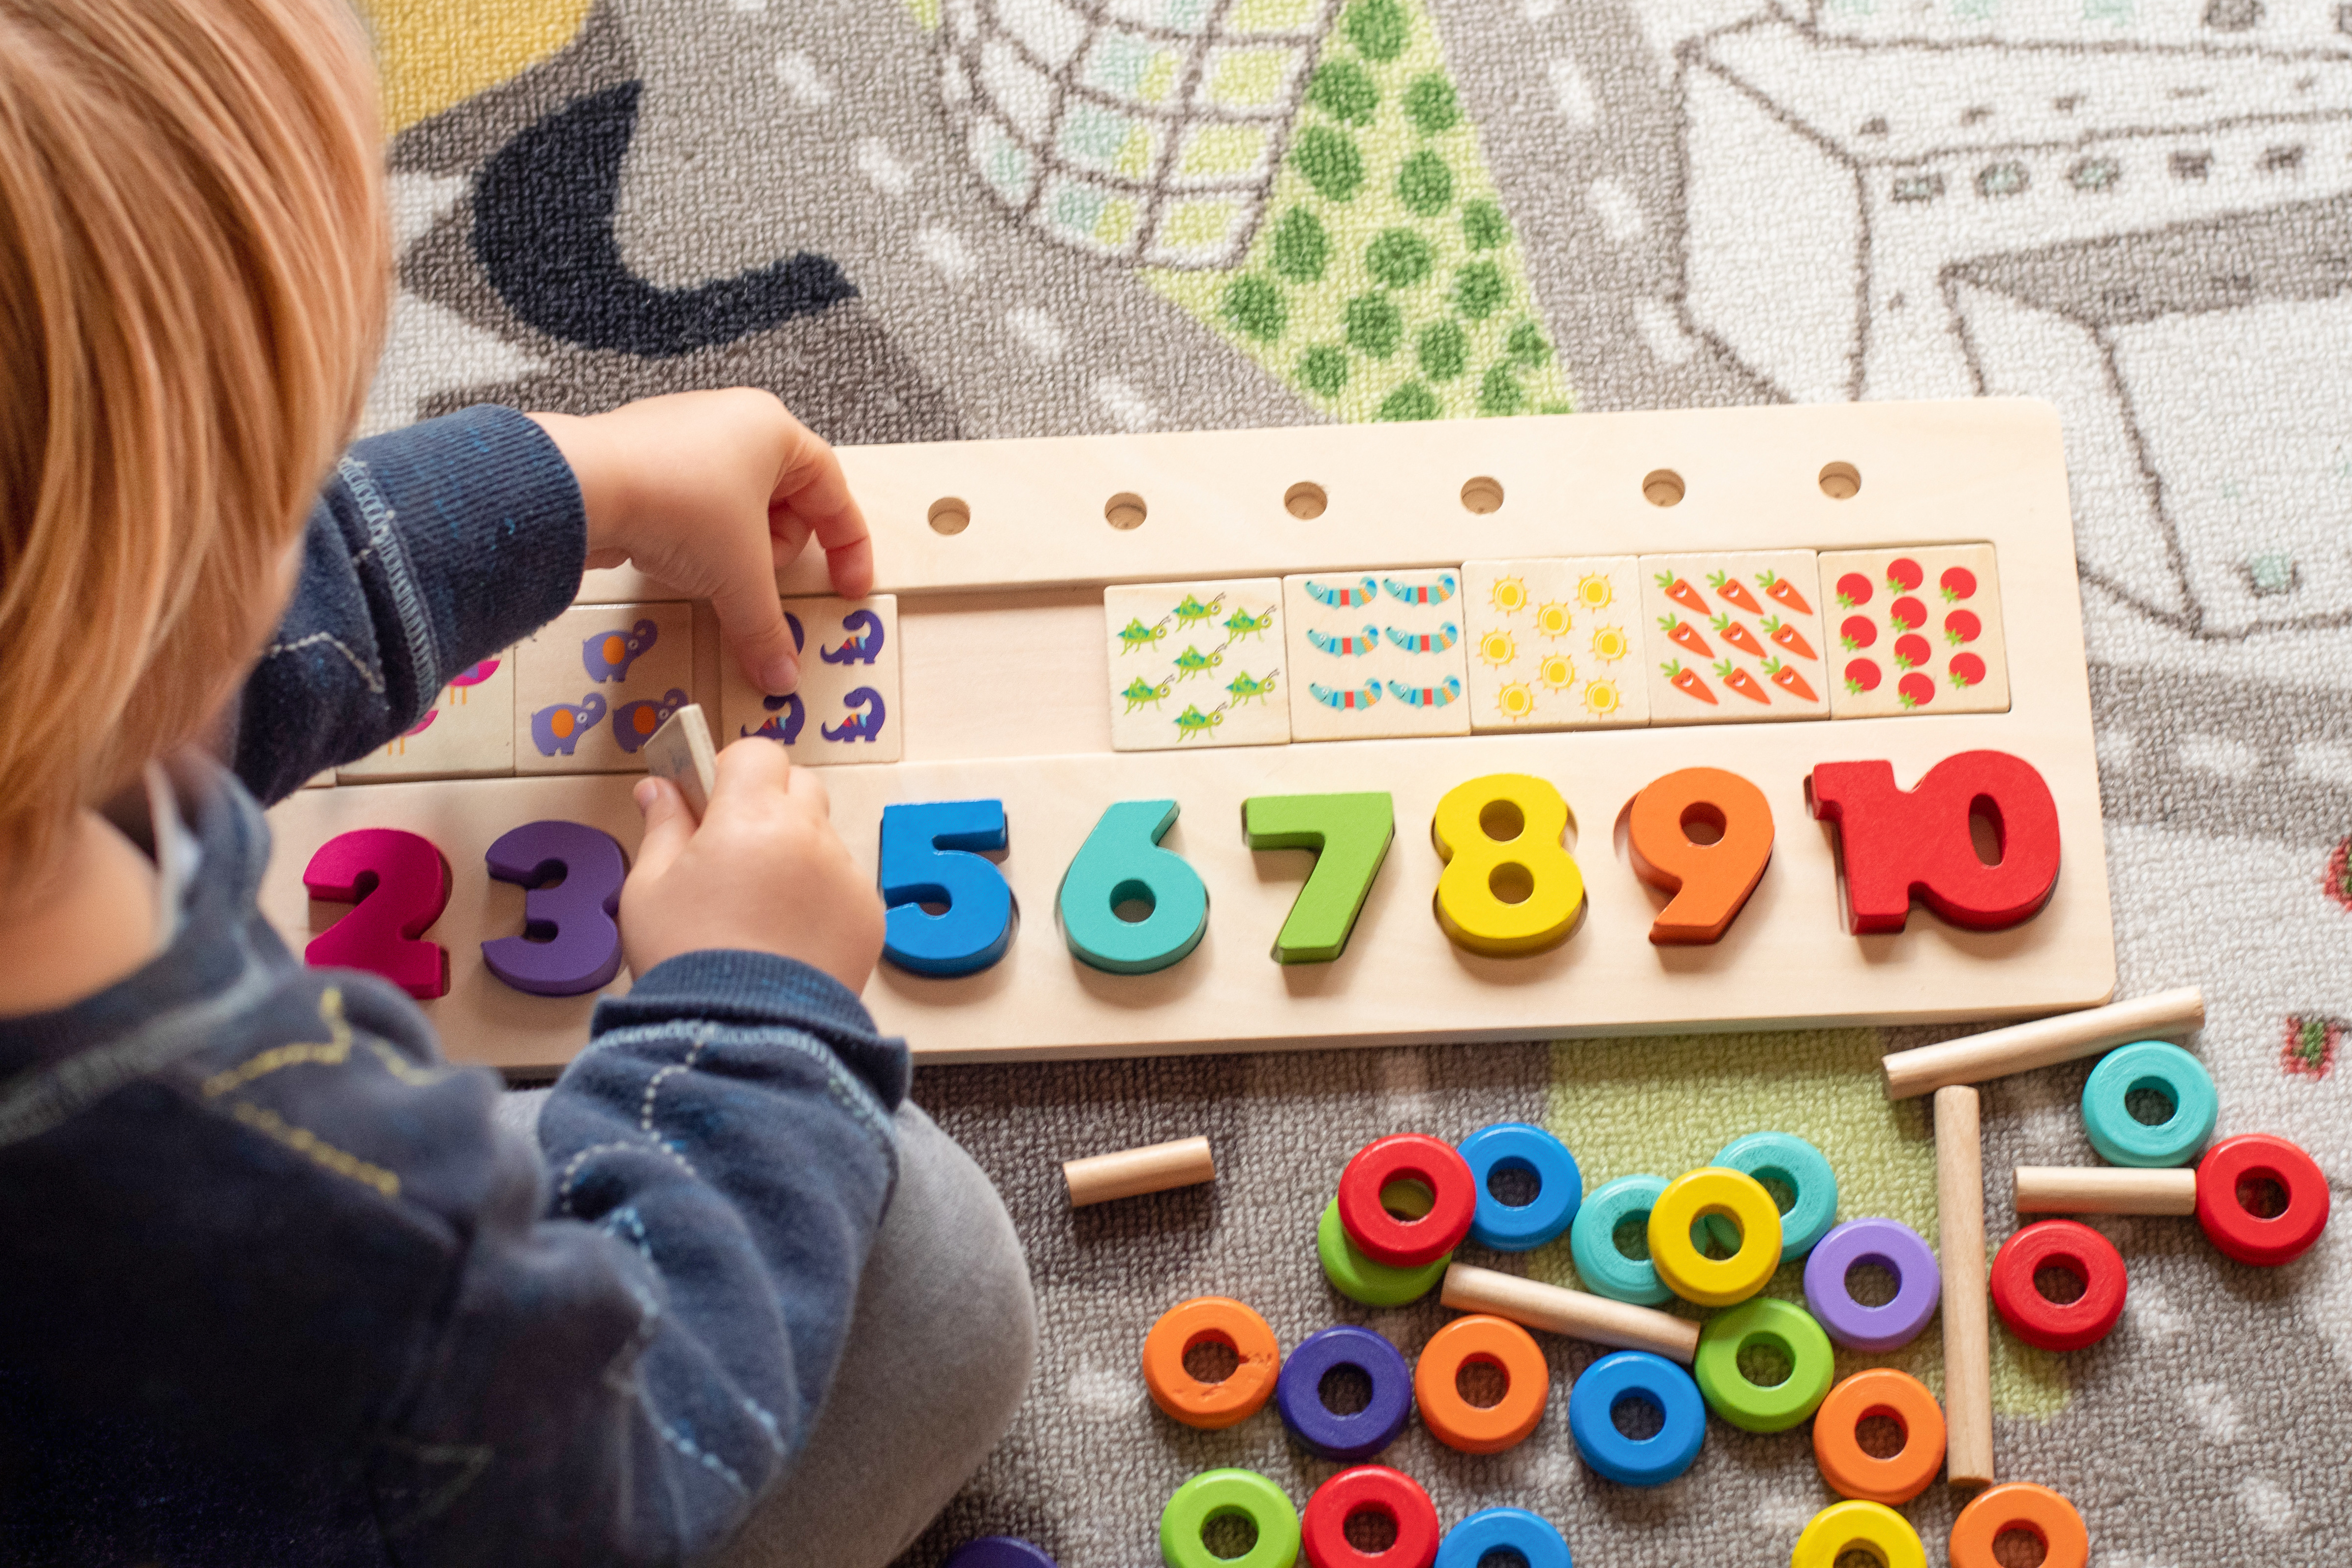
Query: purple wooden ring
1275 1324 1413 1462
1802 1218 1941 1353
943 1539 1056 1568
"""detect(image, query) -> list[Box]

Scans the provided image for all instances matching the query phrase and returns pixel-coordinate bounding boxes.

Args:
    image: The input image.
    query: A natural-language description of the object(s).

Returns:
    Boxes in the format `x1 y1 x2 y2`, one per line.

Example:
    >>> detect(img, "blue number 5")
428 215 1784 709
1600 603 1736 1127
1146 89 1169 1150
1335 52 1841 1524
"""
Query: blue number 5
880 800 1014 977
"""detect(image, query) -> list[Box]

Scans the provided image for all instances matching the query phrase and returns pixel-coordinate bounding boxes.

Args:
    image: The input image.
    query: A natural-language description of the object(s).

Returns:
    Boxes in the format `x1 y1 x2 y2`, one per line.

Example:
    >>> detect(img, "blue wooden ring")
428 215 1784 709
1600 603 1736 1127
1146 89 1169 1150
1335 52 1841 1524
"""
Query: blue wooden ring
1566 1351 1706 1487
1274 1325 1413 1462
1434 1507 1573 1568
1706 1131 1839 1259
1459 1122 1582 1252
2082 1041 2218 1168
1567 1174 1675 1305
945 1539 1058 1568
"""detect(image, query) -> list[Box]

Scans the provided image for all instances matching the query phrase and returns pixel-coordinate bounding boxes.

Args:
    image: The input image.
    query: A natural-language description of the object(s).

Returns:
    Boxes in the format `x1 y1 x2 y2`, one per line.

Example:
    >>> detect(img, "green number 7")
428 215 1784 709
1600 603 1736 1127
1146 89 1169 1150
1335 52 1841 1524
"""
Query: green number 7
1242 793 1395 964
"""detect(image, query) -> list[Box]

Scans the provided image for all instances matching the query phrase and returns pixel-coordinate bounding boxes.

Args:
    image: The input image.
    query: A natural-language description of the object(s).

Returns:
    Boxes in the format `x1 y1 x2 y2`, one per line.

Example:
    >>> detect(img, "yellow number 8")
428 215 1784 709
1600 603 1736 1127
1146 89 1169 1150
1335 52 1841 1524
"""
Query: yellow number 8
1431 773 1585 954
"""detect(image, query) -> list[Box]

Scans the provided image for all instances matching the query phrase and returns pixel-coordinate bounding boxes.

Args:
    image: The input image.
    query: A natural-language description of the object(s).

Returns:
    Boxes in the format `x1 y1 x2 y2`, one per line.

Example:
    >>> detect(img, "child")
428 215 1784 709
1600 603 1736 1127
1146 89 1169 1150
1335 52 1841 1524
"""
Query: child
0 2 1033 1564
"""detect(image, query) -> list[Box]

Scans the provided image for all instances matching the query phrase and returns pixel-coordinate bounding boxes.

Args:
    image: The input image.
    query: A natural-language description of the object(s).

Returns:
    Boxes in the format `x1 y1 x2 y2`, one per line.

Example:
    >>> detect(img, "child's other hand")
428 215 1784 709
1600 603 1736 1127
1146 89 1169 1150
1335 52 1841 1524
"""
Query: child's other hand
621 739 885 994
530 390 871 697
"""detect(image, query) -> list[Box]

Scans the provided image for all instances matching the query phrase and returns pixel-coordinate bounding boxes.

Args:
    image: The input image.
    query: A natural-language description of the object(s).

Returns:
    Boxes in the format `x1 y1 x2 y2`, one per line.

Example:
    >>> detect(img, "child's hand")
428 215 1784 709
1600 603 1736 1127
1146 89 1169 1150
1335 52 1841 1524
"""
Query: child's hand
621 739 885 993
530 390 871 696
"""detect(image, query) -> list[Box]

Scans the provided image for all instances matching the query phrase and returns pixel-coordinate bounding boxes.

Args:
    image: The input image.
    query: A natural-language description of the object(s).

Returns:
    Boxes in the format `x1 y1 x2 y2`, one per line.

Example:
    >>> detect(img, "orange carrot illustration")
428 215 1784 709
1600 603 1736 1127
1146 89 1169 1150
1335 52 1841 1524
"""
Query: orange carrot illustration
1710 613 1768 659
1658 615 1712 657
1756 570 1813 615
1761 656 1817 703
1655 572 1710 616
1662 660 1717 705
1712 659 1771 704
1759 615 1817 660
1708 570 1764 615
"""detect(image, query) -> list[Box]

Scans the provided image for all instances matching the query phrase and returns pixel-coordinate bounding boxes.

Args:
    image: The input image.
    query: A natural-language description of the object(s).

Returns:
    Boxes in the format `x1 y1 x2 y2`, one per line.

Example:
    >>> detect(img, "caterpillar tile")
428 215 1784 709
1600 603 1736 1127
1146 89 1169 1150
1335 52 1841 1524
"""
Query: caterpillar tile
717 595 901 765
1462 557 1649 732
340 653 517 781
515 603 695 774
1817 544 2010 718
1283 568 1472 742
1103 579 1288 750
1639 551 1829 724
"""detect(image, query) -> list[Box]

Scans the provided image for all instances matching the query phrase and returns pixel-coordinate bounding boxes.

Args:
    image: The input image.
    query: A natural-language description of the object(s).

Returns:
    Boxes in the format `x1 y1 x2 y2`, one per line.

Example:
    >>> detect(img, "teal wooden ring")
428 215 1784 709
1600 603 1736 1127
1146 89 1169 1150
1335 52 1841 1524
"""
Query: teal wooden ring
1160 1468 1301 1568
1692 1295 1835 1433
2082 1041 2217 1168
1704 1131 1840 1259
1317 1199 1449 1307
1568 1174 1675 1305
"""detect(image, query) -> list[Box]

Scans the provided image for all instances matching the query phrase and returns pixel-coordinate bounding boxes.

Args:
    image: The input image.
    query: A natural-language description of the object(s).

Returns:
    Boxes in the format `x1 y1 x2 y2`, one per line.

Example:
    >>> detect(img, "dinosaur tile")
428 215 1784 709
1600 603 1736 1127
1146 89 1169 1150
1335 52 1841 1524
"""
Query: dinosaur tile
717 595 901 765
1638 551 1829 725
340 652 517 782
1816 544 2010 718
514 602 696 774
1283 568 1472 743
1462 557 1649 733
1104 578 1288 751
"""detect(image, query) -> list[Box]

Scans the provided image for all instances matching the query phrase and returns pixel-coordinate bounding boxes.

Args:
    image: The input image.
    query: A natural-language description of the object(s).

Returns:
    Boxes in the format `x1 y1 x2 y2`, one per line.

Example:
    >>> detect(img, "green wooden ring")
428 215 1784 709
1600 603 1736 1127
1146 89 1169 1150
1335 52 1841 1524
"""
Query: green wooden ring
1159 1468 1300 1568
1692 1295 1835 1433
1317 1199 1449 1307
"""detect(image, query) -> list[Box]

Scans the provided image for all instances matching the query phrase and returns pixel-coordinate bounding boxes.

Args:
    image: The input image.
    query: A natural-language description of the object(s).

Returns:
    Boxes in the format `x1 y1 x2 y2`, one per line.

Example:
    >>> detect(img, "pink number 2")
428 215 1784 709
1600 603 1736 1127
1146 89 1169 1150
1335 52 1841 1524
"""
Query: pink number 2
302 828 452 998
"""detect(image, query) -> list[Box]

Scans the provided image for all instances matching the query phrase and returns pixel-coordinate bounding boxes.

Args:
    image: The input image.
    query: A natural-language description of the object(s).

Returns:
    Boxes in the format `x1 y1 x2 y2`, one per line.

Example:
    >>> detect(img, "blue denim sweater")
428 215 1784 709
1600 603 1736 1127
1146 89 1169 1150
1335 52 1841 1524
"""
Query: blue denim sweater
0 408 908 1566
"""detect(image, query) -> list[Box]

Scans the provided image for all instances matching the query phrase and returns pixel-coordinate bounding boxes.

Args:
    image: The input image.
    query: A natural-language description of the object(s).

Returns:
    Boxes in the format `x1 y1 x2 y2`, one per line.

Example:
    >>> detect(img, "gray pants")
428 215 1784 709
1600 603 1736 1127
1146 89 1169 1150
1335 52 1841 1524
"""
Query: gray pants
496 1092 1036 1567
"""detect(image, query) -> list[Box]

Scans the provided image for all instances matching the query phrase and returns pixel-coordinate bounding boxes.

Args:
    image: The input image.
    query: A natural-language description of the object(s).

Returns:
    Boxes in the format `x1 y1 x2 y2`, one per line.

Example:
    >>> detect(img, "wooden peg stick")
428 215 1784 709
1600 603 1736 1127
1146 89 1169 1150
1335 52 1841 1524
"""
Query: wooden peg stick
1440 1263 1701 1364
1063 1136 1216 1207
1936 1084 1994 1488
2015 1165 2197 1216
1881 986 2204 1100
644 704 718 822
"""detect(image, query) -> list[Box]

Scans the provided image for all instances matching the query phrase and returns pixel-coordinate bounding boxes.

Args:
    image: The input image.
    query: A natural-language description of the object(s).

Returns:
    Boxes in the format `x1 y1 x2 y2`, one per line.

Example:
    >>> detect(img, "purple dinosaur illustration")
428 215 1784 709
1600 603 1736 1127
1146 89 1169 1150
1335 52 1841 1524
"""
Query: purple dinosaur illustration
611 687 691 754
580 617 658 682
530 693 607 756
821 686 886 743
820 609 884 666
785 611 803 651
744 691 805 744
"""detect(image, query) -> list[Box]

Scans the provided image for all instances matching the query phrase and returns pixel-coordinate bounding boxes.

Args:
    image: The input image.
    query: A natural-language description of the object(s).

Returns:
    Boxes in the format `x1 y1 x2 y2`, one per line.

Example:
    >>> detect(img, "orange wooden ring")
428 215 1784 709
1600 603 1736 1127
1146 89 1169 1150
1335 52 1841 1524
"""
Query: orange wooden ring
1412 1314 1550 1454
1142 1297 1281 1429
1810 1369 1947 1505
1950 1482 2088 1568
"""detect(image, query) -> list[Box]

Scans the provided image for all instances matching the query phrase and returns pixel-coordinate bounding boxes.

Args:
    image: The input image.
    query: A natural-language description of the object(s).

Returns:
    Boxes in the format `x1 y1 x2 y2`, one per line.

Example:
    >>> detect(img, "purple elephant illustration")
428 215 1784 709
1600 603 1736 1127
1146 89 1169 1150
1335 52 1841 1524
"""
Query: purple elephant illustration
821 687 886 742
744 691 805 744
531 693 607 756
820 609 884 666
580 618 658 682
611 687 691 754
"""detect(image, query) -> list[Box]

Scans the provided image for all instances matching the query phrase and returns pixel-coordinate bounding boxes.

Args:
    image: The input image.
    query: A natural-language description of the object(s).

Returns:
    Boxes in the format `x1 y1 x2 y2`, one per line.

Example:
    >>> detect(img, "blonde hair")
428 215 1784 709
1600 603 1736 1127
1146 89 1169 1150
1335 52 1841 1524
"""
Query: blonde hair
0 0 386 895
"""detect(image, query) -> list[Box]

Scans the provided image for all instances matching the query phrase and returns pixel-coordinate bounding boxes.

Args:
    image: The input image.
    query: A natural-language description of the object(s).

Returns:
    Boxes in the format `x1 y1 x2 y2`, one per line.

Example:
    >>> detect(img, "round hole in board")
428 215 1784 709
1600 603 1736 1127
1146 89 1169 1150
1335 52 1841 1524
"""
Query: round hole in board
1461 475 1505 514
1286 481 1329 519
1105 492 1148 530
927 496 971 535
1642 469 1685 507
1819 461 1862 499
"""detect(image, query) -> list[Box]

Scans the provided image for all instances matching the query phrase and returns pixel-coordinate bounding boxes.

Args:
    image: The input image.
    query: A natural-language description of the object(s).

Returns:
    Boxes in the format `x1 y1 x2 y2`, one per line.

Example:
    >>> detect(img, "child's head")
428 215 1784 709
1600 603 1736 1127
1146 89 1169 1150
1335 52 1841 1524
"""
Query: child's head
0 0 386 891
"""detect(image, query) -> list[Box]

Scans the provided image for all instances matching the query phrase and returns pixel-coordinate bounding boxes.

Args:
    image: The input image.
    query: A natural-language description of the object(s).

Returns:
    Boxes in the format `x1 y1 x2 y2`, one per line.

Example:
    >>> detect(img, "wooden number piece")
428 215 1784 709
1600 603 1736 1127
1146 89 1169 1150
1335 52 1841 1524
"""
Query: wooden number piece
303 829 453 999
1626 768 1774 944
1057 799 1209 975
1242 792 1394 963
879 799 1015 978
1808 749 2060 934
481 821 628 996
1431 774 1584 955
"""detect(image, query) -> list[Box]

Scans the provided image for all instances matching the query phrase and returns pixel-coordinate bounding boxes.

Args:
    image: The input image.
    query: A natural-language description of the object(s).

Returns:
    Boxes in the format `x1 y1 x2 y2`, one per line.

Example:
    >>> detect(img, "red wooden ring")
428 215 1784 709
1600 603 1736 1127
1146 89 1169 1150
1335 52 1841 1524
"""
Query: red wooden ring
1989 1220 2126 1352
1337 1135 1477 1266
1301 1465 1440 1568
2195 1134 2330 1267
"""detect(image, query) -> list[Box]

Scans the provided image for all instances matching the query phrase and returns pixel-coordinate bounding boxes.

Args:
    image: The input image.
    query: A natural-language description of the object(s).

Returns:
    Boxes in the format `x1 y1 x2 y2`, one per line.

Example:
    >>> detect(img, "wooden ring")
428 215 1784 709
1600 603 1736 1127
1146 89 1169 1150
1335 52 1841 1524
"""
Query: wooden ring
2195 1134 2330 1266
1988 1221 2126 1352
1647 1167 1783 1307
1949 1482 2089 1568
1412 1314 1549 1454
1337 1135 1477 1266
1792 1501 1925 1568
1300 1465 1440 1568
1810 1369 1946 1504
1142 1297 1281 1429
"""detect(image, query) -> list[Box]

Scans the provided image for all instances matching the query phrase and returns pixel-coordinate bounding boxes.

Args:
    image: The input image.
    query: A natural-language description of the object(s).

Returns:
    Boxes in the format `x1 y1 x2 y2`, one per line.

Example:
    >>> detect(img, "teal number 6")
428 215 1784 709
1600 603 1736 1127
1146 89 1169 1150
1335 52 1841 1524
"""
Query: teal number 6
1242 793 1395 963
1057 799 1209 974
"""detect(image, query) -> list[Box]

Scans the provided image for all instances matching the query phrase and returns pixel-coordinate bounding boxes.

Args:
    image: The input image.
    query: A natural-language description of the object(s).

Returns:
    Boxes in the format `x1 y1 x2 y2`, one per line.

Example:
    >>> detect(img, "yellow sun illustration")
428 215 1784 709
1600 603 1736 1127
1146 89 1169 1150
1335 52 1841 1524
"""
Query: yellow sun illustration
1581 679 1623 717
1533 600 1574 638
1489 575 1529 615
1495 681 1537 721
1476 628 1517 668
1576 573 1616 609
1589 624 1631 663
1537 653 1576 691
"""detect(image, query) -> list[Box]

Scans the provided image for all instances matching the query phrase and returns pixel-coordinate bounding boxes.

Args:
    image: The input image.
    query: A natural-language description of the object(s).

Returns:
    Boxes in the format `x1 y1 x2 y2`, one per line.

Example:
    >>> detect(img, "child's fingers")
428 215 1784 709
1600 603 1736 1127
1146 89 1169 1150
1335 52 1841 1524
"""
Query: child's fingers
714 567 804 695
631 776 696 882
768 424 873 599
711 734 795 814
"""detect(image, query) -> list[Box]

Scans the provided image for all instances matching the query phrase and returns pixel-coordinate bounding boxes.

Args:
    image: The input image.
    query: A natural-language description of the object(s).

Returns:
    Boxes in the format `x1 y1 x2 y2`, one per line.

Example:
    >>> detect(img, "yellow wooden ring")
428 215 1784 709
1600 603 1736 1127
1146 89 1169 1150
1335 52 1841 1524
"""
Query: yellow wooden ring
1791 1499 1925 1568
1646 1167 1782 1307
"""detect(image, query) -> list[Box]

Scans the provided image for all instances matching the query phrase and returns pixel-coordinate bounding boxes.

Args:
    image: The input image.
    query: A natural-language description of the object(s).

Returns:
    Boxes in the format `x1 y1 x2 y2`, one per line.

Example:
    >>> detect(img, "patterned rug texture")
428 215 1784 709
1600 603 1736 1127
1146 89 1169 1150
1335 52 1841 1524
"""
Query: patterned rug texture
366 0 2352 1561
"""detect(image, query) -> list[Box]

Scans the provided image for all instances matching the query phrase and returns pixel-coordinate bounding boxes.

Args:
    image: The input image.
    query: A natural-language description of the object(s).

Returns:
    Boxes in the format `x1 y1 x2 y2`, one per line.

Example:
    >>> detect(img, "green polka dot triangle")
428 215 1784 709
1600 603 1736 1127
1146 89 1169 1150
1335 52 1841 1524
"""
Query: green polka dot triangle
1148 0 1572 421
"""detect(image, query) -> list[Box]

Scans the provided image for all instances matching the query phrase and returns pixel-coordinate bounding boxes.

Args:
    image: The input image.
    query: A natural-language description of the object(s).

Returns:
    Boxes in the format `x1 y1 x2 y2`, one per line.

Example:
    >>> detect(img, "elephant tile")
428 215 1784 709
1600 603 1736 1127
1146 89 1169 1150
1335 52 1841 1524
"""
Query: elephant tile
515 602 695 774
717 595 900 766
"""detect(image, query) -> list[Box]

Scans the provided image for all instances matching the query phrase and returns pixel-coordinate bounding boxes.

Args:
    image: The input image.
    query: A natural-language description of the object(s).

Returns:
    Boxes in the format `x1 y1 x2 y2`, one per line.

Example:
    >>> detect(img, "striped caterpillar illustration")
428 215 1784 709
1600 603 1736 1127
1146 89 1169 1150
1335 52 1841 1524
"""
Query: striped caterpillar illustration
1305 576 1378 608
1383 622 1460 653
1383 573 1458 606
1387 677 1462 708
1307 625 1380 656
1310 679 1383 710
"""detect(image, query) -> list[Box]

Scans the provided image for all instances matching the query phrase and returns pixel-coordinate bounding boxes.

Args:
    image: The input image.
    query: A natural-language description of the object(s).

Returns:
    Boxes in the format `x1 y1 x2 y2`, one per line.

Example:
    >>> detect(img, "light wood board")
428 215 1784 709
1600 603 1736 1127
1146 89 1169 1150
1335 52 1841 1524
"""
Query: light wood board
261 400 2115 1070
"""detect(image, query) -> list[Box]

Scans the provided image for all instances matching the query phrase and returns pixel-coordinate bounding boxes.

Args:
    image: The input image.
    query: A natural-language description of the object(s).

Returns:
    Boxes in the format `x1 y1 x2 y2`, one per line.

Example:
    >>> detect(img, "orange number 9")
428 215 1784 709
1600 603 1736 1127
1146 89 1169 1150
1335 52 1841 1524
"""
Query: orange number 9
1626 768 1774 945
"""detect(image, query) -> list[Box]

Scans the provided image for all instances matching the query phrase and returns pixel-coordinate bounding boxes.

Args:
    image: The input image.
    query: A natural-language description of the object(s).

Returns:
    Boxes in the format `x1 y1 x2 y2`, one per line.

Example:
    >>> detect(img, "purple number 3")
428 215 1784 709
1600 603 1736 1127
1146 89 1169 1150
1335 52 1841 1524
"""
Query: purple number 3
482 820 627 996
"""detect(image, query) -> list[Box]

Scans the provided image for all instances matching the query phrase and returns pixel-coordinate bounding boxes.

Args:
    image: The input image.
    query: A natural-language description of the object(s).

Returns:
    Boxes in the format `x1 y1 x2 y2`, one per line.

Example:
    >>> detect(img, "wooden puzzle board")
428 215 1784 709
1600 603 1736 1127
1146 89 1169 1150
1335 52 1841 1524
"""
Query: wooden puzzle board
260 399 2115 1069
